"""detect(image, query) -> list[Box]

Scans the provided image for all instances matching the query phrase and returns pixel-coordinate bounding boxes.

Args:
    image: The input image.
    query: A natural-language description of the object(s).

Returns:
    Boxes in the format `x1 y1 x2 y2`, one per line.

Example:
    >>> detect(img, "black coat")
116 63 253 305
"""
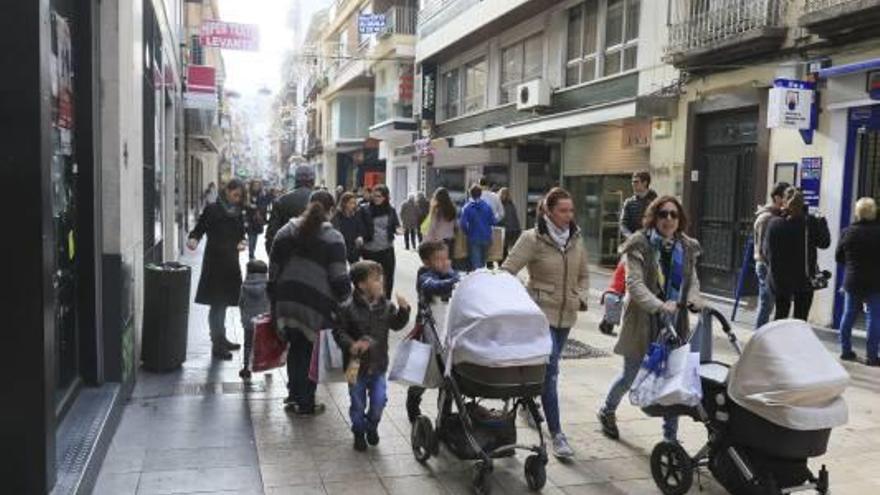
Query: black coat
332 292 410 374
265 186 312 251
762 214 831 297
835 220 880 298
189 201 245 306
332 210 369 263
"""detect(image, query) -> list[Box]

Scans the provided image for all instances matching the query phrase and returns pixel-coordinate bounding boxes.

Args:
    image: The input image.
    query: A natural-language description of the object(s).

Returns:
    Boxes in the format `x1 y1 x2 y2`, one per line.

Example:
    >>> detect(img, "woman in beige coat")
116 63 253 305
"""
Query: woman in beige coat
502 187 589 459
597 195 703 443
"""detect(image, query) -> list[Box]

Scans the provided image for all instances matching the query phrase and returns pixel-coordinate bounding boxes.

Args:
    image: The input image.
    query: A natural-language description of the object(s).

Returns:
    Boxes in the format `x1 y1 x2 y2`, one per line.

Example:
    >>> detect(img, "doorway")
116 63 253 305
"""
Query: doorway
693 109 759 298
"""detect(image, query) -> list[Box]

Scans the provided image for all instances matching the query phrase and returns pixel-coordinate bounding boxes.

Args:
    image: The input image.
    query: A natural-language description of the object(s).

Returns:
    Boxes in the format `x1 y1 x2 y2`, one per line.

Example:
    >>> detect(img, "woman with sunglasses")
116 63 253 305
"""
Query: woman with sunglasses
597 195 703 443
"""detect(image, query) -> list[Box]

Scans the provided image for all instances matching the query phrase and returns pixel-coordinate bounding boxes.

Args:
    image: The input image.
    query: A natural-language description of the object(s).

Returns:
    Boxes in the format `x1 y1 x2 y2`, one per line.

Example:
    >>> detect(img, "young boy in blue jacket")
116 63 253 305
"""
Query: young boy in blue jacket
406 241 460 422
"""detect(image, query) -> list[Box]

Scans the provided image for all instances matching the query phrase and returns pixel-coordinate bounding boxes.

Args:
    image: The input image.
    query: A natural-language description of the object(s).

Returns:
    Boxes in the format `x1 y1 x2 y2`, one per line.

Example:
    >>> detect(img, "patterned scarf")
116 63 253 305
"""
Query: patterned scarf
648 229 684 303
545 218 570 251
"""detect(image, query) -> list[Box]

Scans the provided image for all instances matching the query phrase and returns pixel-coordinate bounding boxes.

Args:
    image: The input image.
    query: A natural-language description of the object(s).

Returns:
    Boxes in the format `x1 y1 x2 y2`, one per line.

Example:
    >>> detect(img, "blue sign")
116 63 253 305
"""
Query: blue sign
800 157 822 213
358 14 386 34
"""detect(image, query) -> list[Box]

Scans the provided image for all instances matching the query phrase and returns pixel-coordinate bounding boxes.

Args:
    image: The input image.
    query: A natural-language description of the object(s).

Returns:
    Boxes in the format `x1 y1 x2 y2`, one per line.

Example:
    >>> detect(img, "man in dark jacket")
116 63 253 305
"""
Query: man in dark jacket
619 170 657 238
265 165 315 252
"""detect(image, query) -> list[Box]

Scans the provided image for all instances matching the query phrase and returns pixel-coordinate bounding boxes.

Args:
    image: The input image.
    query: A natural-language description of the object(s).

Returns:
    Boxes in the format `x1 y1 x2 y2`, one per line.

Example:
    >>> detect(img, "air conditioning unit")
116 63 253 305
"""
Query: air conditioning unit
516 79 551 111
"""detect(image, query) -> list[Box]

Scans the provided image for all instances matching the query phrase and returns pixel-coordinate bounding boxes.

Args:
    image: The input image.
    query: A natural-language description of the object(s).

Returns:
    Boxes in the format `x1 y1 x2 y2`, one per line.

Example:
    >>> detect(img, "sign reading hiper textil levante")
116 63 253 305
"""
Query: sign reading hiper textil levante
358 13 386 34
200 20 260 51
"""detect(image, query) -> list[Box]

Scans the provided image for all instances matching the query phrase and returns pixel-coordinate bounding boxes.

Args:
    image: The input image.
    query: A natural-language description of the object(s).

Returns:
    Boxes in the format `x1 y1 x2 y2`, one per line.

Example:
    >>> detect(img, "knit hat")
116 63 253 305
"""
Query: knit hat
294 165 316 186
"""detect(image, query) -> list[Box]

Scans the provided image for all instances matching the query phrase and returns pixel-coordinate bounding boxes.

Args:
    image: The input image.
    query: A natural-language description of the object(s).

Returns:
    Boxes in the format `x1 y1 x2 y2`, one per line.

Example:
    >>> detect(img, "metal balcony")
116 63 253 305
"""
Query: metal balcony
381 6 418 36
666 0 786 71
800 0 880 41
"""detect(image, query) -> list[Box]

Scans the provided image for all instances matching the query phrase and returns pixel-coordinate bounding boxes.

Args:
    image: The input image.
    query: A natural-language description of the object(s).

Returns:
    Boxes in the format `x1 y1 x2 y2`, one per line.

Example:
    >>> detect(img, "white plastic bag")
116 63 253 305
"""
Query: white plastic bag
389 339 440 388
630 346 702 408
324 330 344 369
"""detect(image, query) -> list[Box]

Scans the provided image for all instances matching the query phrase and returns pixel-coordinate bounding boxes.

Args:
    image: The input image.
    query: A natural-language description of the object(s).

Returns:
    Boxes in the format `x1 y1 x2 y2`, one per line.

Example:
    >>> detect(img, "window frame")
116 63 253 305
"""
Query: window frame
564 0 639 89
463 56 488 115
500 33 544 105
439 51 489 122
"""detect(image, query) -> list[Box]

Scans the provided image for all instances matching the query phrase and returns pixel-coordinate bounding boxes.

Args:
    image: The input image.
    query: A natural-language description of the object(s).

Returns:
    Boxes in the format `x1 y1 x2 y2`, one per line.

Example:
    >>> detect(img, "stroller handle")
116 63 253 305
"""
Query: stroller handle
687 304 742 355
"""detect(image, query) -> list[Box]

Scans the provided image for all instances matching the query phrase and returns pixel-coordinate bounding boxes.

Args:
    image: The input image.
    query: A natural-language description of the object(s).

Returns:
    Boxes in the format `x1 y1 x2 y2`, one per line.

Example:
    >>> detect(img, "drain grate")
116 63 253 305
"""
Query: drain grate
561 338 610 360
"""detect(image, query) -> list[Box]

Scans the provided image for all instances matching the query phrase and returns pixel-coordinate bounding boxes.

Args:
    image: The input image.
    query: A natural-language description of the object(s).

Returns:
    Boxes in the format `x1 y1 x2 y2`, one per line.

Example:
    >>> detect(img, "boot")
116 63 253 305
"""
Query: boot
212 346 232 360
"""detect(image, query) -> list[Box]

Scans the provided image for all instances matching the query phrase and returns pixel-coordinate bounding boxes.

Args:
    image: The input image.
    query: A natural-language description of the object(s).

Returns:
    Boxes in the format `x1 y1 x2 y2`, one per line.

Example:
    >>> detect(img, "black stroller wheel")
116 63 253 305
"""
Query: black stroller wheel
650 442 694 495
411 416 436 463
472 461 493 495
524 454 547 491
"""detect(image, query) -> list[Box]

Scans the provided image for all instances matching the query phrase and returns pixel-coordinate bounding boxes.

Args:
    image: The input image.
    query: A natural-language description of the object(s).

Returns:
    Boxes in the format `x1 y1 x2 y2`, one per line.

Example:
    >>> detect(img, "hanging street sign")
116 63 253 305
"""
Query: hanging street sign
358 14 386 34
200 20 260 51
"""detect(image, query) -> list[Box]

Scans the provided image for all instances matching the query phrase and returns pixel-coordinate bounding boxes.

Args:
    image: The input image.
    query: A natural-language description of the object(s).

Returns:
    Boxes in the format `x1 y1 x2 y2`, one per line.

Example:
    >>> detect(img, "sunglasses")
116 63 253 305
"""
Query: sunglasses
657 209 679 220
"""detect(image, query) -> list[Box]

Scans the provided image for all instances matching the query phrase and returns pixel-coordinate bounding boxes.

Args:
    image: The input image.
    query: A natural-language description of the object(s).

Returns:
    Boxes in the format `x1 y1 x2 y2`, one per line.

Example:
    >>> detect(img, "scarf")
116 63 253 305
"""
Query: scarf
546 219 570 251
219 197 241 218
648 229 684 303
369 201 393 218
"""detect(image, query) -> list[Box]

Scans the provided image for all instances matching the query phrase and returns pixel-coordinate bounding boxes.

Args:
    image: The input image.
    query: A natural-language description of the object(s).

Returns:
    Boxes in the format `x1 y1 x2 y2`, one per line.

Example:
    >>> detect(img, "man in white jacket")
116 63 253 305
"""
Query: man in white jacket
479 177 504 223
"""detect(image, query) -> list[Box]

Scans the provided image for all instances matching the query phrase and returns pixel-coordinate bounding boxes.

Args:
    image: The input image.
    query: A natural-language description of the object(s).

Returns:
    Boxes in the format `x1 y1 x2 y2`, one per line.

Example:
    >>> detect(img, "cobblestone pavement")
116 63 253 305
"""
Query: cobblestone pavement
93 239 880 495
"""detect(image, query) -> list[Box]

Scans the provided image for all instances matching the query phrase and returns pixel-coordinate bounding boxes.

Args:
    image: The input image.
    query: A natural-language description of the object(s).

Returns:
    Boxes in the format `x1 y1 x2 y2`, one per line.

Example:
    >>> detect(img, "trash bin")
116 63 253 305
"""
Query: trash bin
142 262 192 371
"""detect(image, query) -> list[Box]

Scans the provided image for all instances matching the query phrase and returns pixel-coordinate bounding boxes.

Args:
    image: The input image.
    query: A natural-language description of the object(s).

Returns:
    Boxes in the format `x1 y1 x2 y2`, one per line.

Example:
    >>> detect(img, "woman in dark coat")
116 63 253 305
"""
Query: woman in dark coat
332 192 369 264
762 188 831 322
360 184 400 298
244 179 271 260
187 179 247 359
499 187 521 262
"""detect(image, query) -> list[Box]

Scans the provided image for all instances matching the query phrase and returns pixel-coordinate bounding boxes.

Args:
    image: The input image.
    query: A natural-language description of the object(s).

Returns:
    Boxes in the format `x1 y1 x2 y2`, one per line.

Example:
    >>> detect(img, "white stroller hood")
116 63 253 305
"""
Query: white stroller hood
444 270 551 375
728 319 850 431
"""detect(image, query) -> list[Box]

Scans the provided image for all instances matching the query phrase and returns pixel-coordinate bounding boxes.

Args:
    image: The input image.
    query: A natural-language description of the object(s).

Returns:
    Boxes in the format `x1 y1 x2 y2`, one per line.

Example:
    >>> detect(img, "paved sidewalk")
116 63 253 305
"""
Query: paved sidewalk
93 242 880 495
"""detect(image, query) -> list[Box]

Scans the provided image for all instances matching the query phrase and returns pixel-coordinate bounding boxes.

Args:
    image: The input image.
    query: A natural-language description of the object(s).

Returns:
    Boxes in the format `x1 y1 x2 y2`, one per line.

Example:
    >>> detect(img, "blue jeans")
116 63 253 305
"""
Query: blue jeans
286 329 317 407
467 240 489 271
839 291 880 360
602 356 679 441
755 261 774 329
247 232 259 260
543 327 570 435
349 372 388 434
208 305 227 345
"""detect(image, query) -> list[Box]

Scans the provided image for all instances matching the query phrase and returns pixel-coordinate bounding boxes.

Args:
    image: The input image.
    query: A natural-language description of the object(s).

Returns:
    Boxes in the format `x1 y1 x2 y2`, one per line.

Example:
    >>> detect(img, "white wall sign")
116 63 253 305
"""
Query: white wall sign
767 86 814 130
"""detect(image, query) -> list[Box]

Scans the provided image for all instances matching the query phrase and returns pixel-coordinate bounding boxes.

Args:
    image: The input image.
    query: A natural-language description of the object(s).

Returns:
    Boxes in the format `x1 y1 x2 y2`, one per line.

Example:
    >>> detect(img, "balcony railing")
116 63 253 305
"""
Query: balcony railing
667 0 785 54
418 0 460 26
805 0 857 11
381 6 417 36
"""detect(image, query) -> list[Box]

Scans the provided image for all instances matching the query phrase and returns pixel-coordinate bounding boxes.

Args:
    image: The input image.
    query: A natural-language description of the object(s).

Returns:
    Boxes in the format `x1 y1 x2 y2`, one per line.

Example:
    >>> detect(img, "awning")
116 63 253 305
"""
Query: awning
818 58 880 79
188 135 219 153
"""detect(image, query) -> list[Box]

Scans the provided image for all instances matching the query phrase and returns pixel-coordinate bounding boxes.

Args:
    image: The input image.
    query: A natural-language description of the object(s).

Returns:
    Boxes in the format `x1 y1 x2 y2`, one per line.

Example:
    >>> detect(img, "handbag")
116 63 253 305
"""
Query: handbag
487 227 505 262
251 315 289 373
629 344 702 408
308 329 341 383
805 218 830 290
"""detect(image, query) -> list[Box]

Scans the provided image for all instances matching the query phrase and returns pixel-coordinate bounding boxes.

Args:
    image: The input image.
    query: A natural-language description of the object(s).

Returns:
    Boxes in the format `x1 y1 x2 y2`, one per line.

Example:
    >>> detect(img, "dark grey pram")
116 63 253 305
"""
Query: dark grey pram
410 295 548 495
643 308 834 495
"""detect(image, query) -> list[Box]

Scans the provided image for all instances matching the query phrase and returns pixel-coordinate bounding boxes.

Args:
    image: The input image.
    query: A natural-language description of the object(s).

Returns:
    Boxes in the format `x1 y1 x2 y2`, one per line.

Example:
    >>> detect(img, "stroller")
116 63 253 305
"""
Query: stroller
410 271 552 495
641 309 848 495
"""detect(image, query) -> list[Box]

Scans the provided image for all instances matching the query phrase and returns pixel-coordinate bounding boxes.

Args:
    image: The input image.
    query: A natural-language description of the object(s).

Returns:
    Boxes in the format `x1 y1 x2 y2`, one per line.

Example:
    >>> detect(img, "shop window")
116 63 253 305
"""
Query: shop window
500 34 543 104
442 68 460 119
565 0 639 87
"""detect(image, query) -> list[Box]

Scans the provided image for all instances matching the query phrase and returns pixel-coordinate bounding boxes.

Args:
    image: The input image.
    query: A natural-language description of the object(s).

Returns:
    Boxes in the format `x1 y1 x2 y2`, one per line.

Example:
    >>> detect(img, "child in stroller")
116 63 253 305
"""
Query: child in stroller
410 270 552 495
599 259 626 335
641 308 847 495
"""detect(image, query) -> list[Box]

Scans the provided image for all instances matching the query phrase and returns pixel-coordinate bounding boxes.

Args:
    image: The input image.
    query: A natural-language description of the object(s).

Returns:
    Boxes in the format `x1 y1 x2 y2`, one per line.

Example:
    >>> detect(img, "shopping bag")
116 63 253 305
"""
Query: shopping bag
452 227 468 260
389 338 440 388
601 292 623 325
420 215 431 236
251 314 289 373
321 329 344 369
629 345 702 408
308 331 335 383
487 227 505 262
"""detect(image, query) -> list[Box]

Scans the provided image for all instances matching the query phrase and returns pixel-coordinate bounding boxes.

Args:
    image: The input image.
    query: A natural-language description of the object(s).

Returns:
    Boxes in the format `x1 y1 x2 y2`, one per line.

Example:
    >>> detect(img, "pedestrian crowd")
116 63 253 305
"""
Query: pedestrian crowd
182 164 879 461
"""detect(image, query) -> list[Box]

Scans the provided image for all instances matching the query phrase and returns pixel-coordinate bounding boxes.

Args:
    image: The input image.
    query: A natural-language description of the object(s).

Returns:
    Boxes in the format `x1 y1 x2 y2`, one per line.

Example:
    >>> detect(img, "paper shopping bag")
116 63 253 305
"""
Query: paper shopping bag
320 329 344 369
487 227 505 262
389 338 439 388
251 314 289 373
452 228 468 260
308 331 334 383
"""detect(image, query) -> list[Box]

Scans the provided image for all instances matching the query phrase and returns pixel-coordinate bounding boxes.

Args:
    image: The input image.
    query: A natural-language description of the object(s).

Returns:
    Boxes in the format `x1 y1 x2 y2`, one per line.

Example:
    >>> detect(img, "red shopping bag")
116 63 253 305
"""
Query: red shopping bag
251 314 289 372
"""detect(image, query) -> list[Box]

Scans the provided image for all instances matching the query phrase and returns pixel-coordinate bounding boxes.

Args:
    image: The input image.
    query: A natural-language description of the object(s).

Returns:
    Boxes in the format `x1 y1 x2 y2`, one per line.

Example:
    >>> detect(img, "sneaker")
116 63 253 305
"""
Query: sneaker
551 432 574 459
283 395 298 406
366 429 380 446
597 409 620 440
866 357 880 367
221 338 242 351
211 347 233 360
840 351 858 361
598 321 615 336
353 432 367 452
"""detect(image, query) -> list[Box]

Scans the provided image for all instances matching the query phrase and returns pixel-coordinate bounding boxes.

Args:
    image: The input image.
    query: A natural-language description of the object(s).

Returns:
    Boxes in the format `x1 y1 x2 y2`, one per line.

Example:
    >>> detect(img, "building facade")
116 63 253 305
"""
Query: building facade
662 0 880 327
415 0 678 263
1 0 187 492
